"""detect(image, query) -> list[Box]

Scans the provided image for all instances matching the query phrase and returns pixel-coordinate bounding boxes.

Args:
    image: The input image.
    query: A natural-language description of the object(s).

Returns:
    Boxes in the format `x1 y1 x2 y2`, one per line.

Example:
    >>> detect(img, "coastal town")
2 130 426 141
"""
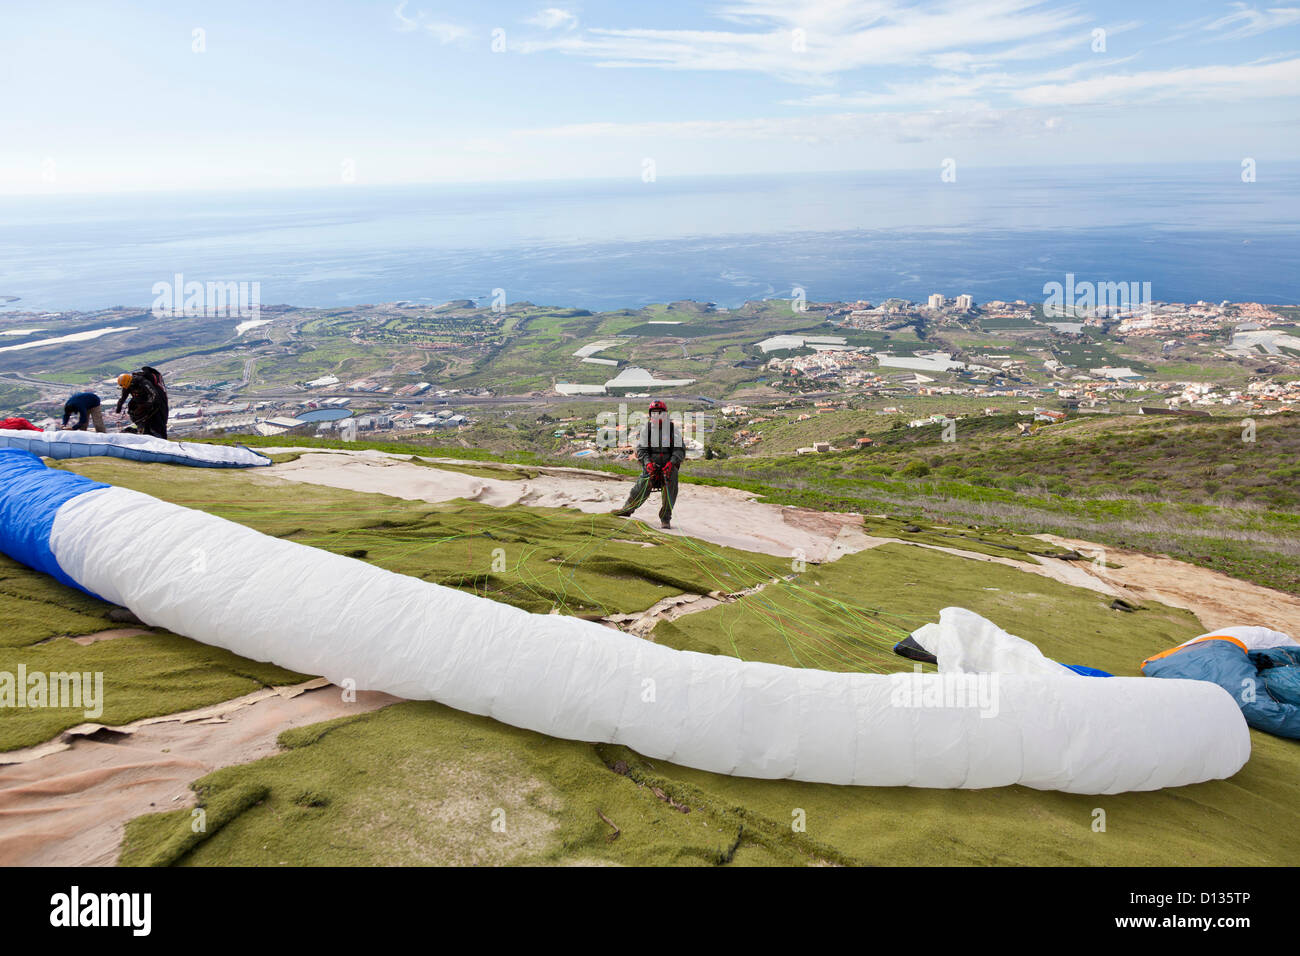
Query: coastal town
0 292 1296 459
766 293 1300 410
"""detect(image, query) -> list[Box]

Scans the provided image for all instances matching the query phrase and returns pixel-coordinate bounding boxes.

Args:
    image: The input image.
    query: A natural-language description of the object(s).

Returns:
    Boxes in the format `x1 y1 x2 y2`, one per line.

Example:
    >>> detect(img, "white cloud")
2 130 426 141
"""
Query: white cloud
511 1 1297 112
1015 56 1300 105
1204 3 1300 40
526 8 579 30
394 0 470 44
782 57 1139 110
515 0 1092 81
926 20 1142 72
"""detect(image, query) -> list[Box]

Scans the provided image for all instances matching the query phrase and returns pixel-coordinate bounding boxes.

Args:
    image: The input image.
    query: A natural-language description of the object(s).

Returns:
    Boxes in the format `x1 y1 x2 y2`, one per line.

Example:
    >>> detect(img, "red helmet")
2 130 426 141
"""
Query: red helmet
648 400 667 413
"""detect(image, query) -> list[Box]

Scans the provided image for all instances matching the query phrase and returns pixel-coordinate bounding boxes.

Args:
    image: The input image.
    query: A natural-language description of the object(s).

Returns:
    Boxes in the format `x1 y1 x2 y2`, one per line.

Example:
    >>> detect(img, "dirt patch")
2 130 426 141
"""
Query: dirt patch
0 681 397 866
268 450 881 563
68 628 150 646
1038 533 1300 636
264 449 1296 635
344 754 563 866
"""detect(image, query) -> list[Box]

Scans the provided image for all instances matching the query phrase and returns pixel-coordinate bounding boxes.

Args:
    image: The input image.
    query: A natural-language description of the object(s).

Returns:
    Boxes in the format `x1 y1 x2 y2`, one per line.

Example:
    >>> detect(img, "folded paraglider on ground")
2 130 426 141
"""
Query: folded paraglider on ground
1143 627 1300 738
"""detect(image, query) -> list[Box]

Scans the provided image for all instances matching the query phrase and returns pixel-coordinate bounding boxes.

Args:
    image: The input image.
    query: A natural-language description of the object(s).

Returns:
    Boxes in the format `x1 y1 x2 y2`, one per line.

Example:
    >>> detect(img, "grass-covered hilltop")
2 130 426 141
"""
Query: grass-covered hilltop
1 294 1298 866
4 454 1300 867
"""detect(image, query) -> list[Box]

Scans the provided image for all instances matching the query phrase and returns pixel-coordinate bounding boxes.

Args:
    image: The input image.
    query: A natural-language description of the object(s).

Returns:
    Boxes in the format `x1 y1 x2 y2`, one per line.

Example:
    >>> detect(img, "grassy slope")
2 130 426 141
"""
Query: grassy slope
0 457 785 750
41 457 1283 866
0 382 41 413
49 458 788 618
211 411 1300 595
655 542 1198 677
0 547 303 750
694 412 1300 594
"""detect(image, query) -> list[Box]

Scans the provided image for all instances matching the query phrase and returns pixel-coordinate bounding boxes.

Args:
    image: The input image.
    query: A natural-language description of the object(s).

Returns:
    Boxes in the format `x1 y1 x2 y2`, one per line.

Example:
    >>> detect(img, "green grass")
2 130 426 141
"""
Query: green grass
226 411 1300 593
0 634 305 750
120 701 809 866
4 432 1297 866
0 382 41 416
693 411 1300 594
102 466 1300 867
0 545 305 751
123 687 1300 866
0 554 113 648
657 542 1196 676
200 433 547 464
53 459 786 619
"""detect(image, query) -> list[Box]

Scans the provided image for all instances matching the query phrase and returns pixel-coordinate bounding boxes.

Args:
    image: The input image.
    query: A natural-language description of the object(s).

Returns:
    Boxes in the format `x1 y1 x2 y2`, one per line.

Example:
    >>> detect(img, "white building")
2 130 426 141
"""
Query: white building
955 294 974 311
874 351 966 372
604 367 696 391
756 334 847 353
928 294 946 309
555 383 607 396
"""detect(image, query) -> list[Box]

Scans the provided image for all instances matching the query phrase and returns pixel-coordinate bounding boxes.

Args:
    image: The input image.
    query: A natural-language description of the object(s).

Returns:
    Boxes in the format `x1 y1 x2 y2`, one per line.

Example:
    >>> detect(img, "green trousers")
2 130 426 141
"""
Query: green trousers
615 470 679 522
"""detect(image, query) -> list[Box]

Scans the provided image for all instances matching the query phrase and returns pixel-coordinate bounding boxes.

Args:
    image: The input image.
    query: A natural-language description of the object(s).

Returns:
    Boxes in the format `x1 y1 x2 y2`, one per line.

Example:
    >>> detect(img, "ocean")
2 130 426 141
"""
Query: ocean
2 163 1297 313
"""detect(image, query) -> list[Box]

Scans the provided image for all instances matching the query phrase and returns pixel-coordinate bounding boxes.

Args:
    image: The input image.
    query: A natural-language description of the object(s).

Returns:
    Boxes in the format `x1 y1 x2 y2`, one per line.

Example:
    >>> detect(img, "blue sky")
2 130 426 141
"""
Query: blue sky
2 0 1298 192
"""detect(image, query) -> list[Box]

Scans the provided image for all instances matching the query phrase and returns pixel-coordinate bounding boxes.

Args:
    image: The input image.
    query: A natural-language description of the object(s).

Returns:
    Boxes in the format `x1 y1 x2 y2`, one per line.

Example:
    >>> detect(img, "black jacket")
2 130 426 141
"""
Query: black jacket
116 371 166 419
634 418 686 468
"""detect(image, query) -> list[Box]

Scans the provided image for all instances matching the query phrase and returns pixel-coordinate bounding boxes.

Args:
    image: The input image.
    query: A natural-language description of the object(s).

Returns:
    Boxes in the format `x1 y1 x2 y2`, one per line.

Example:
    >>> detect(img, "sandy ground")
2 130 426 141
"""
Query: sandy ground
265 450 1300 636
0 680 396 866
265 450 1137 597
1038 533 1300 638
267 449 879 563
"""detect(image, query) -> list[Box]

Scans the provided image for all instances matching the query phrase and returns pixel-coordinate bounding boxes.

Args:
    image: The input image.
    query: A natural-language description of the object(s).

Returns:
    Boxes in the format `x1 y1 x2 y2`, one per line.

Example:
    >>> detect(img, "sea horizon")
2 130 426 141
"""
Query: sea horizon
3 162 1298 314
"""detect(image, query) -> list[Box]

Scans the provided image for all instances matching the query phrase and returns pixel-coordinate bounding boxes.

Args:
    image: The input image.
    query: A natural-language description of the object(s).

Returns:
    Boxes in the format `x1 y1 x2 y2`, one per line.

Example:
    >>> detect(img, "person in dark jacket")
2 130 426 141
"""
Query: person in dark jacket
114 368 169 439
61 392 106 432
613 400 686 529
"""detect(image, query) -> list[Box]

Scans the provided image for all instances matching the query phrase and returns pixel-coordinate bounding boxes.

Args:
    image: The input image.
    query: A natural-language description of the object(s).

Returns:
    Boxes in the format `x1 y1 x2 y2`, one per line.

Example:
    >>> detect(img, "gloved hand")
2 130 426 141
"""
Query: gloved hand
644 461 659 476
661 461 674 478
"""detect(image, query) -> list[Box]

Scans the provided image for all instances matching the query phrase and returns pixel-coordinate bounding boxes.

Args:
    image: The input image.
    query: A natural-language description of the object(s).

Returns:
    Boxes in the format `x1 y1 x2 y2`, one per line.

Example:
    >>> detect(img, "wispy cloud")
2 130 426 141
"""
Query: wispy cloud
782 57 1140 110
1164 2 1300 45
394 0 470 44
526 7 579 30
514 0 1092 82
1014 56 1300 105
510 2 1297 112
1204 2 1300 40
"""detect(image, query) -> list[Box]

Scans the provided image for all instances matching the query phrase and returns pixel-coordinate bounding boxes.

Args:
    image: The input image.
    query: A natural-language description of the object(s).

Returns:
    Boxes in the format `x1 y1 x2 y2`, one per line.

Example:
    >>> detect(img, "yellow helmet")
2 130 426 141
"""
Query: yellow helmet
117 373 133 389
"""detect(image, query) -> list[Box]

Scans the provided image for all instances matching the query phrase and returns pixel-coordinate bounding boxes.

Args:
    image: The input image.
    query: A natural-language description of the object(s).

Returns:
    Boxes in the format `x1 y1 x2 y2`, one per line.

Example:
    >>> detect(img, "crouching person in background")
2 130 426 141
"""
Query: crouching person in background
62 391 106 432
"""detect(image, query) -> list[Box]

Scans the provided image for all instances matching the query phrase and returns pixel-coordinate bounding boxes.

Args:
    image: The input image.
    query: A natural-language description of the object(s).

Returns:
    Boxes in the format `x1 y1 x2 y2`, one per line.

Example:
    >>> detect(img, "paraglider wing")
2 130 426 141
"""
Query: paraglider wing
0 448 1252 793
0 429 269 468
